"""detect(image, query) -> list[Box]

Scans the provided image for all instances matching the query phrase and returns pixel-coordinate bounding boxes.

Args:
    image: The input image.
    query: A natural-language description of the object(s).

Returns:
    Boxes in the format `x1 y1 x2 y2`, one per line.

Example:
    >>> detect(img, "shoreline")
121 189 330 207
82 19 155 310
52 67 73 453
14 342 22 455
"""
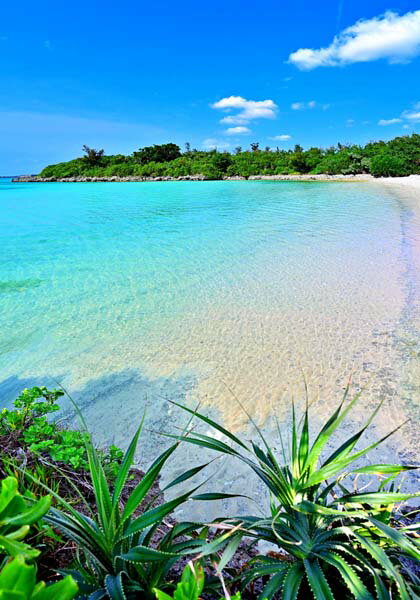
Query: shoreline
374 174 420 192
12 173 375 183
11 173 420 189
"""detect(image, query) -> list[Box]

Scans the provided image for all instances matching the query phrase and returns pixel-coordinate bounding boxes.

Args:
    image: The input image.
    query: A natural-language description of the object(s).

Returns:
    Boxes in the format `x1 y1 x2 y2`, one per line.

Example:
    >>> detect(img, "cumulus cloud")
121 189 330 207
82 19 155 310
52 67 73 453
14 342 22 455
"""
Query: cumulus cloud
402 109 420 122
225 126 251 135
289 10 420 69
212 96 277 124
270 134 291 141
220 115 247 125
377 101 420 126
378 118 403 125
291 101 317 110
202 138 231 150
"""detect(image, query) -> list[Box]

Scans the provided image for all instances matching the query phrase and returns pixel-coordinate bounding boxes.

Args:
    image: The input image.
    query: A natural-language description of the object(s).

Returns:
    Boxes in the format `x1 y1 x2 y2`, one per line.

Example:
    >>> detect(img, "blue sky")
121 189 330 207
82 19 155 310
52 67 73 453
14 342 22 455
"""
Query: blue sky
0 0 419 173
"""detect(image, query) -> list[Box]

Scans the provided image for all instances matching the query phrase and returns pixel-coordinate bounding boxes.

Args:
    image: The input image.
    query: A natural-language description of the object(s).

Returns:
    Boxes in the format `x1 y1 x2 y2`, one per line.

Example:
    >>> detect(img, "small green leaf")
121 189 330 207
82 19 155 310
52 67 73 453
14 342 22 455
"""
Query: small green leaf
351 464 418 475
120 545 178 562
32 575 78 600
339 491 420 505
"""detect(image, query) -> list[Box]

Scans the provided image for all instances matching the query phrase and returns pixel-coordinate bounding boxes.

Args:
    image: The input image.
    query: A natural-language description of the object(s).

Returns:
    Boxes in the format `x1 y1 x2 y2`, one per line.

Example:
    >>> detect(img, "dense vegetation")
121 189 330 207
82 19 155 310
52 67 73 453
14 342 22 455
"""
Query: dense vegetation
39 134 420 179
0 385 418 599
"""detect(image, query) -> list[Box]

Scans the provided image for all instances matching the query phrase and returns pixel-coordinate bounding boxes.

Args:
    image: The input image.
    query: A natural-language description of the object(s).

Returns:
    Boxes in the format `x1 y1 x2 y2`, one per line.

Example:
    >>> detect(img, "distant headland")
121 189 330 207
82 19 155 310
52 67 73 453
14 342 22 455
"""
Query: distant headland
12 134 420 182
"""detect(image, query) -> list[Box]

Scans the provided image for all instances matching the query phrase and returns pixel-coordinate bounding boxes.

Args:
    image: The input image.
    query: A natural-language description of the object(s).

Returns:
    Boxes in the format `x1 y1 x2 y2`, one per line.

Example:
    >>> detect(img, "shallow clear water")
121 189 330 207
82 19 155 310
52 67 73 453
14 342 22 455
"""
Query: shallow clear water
0 179 419 485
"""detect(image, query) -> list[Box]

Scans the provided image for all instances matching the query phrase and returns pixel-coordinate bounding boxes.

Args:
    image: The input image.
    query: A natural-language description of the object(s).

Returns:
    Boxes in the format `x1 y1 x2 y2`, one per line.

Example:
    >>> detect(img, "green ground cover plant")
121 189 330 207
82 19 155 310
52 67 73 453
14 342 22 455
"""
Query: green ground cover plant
0 555 77 600
0 476 51 561
0 475 78 599
153 561 242 600
38 134 420 179
0 386 123 474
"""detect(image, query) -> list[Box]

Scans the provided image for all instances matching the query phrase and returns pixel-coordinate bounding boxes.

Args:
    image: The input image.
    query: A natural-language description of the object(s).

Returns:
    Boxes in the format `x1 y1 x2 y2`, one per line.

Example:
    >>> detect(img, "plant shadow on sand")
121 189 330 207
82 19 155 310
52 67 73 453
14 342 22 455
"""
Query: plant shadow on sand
58 369 419 520
1 368 418 521
0 375 66 407
65 368 198 466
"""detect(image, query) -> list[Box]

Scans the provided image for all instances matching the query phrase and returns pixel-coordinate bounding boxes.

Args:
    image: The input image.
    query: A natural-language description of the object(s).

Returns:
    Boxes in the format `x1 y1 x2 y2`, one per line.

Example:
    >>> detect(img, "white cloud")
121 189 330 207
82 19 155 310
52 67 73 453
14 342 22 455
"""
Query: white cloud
378 118 403 125
291 101 317 110
202 138 231 150
270 134 291 141
402 110 420 122
375 102 420 126
219 115 248 125
289 10 420 69
212 96 277 124
225 126 251 135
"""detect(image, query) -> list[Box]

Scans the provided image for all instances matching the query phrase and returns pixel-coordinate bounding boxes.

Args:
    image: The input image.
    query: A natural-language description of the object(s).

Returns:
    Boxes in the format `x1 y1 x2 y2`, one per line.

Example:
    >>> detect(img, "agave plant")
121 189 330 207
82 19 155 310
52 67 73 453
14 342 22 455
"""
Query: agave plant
170 385 420 599
34 411 238 600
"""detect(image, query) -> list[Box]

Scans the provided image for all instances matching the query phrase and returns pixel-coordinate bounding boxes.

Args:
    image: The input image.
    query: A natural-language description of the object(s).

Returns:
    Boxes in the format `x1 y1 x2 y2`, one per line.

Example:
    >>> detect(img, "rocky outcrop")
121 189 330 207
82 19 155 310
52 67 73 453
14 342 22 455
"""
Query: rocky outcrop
12 173 374 183
247 174 373 181
12 174 208 183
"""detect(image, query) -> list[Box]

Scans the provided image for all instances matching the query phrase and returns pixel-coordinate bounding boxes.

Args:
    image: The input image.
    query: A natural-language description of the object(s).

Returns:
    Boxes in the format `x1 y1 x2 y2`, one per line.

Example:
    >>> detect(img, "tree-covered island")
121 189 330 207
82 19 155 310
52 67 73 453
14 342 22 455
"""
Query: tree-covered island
27 134 420 180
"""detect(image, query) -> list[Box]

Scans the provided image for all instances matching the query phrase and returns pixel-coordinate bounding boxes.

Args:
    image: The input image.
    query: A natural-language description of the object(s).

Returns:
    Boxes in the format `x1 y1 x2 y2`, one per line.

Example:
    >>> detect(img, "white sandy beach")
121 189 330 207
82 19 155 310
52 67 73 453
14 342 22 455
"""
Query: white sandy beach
378 174 420 193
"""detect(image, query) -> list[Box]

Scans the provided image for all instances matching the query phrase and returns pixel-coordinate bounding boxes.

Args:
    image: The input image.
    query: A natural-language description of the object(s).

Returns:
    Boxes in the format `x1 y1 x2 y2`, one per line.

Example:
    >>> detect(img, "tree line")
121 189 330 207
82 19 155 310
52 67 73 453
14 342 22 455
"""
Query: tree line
39 134 420 179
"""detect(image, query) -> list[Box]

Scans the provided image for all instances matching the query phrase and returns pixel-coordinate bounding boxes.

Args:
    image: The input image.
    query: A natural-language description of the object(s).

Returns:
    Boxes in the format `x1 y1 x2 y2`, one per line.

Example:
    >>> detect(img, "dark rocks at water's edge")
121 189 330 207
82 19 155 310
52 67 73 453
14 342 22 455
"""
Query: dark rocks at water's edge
12 174 208 183
12 174 374 183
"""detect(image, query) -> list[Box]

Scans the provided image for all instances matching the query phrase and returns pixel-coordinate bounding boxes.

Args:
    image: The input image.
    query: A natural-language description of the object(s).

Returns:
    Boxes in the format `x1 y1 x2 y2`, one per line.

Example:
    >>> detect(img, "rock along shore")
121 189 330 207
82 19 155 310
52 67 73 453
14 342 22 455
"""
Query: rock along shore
12 174 375 183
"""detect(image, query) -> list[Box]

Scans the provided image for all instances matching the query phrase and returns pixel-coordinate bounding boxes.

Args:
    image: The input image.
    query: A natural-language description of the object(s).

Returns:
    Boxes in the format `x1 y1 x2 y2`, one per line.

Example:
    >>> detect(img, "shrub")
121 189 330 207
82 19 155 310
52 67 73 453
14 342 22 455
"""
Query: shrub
36 134 420 179
370 152 412 177
1 387 62 431
0 387 123 475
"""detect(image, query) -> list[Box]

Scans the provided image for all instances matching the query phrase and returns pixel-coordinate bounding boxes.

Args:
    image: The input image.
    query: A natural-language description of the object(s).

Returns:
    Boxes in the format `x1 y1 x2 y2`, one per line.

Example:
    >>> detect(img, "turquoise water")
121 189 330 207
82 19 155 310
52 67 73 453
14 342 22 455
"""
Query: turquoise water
0 179 419 473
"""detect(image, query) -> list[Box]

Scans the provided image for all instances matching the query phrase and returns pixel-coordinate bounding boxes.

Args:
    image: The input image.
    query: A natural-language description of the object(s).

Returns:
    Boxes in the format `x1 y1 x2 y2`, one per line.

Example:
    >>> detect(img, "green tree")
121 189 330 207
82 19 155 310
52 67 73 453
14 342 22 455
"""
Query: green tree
82 145 105 166
37 134 420 180
370 152 412 177
133 143 181 165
